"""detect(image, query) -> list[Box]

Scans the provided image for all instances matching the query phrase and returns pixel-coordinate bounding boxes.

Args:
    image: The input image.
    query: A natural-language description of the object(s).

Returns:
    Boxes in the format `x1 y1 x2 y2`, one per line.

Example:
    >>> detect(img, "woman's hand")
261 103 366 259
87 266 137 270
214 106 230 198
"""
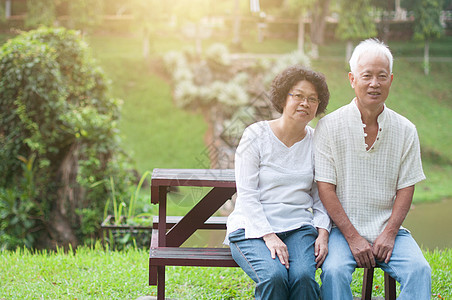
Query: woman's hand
263 233 289 269
315 228 329 269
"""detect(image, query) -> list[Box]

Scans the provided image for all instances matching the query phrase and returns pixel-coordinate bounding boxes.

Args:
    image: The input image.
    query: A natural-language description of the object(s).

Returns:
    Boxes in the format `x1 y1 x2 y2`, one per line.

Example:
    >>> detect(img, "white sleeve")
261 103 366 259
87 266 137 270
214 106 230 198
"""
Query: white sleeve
397 127 426 190
314 118 337 185
234 125 273 238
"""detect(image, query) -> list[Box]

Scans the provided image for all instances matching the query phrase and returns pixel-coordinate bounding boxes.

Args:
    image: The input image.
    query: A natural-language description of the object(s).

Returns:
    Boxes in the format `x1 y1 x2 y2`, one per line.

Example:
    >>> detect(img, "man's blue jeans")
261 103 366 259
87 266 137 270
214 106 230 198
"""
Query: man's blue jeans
320 228 431 300
229 226 320 300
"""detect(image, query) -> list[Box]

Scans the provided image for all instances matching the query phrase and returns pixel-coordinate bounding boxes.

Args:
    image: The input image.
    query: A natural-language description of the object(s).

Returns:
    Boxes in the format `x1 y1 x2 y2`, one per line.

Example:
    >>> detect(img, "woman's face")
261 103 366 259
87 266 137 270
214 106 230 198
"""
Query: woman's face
283 80 319 123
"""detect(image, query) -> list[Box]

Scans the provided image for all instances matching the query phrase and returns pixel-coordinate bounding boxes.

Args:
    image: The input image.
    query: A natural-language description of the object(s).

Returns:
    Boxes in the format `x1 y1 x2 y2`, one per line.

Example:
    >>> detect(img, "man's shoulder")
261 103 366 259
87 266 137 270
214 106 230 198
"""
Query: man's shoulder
318 102 353 125
385 107 417 131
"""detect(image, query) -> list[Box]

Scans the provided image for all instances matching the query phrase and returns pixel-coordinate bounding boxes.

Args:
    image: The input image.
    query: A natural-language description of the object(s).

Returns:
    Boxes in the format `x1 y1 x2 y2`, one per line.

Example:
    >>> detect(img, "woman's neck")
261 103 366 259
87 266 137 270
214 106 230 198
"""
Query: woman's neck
269 118 307 148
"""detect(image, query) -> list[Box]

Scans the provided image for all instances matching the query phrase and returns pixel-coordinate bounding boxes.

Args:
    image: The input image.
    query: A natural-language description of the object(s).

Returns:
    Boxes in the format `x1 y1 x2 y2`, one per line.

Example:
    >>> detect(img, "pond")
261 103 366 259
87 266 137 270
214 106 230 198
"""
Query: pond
183 198 452 251
402 198 452 250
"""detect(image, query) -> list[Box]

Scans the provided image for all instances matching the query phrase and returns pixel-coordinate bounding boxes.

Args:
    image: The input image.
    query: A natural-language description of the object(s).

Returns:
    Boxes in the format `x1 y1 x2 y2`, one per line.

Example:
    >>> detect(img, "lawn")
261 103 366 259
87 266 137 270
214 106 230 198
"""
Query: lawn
0 244 450 299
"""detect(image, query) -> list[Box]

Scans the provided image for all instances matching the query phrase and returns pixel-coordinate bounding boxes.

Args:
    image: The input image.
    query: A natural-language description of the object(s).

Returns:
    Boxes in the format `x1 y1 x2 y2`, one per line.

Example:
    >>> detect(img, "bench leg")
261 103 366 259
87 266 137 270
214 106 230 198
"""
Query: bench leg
361 267 374 300
157 266 165 300
384 272 396 300
149 265 157 286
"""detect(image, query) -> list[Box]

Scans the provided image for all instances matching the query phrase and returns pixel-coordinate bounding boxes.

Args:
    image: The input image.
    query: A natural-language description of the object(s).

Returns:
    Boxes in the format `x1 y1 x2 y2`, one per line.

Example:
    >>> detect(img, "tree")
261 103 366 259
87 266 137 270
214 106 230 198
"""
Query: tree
173 0 215 55
26 0 57 28
128 0 167 61
0 27 132 249
309 0 331 59
66 0 104 34
4 0 11 19
336 0 377 65
413 0 444 75
285 0 316 54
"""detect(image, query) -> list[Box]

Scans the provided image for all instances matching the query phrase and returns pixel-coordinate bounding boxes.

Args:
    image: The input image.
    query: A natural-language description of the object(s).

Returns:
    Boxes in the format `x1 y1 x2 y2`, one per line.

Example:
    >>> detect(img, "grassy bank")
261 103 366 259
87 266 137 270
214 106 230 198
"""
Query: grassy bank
0 245 450 299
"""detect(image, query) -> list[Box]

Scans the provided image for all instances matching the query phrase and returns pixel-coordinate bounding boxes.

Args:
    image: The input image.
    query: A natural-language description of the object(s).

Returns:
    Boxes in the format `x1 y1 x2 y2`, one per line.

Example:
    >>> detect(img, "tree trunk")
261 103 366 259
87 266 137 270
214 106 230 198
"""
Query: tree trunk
346 40 353 65
424 40 430 76
297 14 305 53
232 0 241 47
5 0 11 18
142 27 151 61
310 0 330 45
48 143 82 248
309 0 330 59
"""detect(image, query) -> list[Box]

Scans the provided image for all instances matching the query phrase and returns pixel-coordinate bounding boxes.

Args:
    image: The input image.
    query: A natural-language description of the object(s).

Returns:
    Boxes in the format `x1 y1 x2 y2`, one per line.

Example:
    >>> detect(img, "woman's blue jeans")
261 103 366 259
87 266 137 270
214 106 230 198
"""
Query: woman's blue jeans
320 228 431 300
229 226 320 300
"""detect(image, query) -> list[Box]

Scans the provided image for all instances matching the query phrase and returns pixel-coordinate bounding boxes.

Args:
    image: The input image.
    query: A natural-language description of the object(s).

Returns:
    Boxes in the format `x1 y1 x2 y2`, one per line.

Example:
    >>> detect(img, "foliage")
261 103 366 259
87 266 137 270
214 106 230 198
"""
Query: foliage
0 3 5 23
66 0 104 33
0 245 450 299
164 43 310 119
285 0 317 17
335 0 377 41
0 155 44 250
0 27 132 248
413 0 444 41
25 0 57 28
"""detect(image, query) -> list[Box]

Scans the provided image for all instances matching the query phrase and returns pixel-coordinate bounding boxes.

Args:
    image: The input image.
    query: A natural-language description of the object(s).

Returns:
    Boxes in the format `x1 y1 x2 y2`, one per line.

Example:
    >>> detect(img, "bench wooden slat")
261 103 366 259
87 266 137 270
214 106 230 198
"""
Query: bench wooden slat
150 247 238 267
153 216 227 230
151 168 236 188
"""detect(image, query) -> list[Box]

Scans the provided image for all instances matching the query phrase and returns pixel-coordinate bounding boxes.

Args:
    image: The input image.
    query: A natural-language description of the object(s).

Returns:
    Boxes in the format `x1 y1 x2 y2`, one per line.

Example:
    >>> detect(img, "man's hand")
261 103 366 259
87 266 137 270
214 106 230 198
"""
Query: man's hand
348 235 376 269
372 231 396 263
263 233 289 269
315 228 329 269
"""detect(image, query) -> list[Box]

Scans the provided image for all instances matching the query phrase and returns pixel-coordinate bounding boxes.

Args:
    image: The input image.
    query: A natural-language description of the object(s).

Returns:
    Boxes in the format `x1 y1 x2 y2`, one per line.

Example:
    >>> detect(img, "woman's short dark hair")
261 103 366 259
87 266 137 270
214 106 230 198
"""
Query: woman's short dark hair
270 65 329 116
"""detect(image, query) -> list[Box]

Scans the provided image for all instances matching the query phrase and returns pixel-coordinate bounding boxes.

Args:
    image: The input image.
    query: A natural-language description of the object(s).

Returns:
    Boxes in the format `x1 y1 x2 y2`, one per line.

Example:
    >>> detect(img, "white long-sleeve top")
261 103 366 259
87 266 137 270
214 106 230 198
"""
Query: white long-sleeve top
225 121 331 242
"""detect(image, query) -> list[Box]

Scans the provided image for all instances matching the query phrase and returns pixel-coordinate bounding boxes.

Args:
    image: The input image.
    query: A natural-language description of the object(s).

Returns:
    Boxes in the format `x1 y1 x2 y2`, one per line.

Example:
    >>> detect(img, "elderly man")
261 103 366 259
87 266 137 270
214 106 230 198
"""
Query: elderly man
314 38 431 299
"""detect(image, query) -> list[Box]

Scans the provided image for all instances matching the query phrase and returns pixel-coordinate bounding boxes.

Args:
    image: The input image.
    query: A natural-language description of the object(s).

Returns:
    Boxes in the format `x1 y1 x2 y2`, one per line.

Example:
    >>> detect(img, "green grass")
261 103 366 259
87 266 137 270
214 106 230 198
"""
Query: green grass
86 35 209 173
0 245 450 299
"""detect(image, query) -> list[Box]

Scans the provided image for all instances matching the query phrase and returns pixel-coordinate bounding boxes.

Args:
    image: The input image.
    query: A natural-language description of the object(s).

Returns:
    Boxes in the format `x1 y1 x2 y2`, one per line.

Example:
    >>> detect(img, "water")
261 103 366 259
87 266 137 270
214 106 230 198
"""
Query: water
183 198 452 250
403 198 452 250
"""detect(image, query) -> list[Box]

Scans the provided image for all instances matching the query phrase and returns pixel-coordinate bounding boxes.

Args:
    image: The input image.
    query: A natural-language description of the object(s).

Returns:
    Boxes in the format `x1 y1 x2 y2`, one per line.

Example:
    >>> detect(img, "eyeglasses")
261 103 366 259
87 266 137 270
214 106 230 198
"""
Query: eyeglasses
288 93 321 104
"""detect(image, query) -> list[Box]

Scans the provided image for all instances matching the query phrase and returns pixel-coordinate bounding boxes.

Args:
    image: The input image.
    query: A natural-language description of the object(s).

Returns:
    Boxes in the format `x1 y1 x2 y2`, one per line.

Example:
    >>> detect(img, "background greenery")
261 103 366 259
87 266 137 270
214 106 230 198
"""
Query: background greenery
0 11 451 299
84 34 452 206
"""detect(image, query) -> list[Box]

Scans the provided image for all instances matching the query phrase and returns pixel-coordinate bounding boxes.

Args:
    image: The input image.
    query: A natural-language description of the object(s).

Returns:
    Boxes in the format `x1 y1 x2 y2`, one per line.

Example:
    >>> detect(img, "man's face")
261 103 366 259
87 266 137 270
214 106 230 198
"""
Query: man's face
349 54 393 110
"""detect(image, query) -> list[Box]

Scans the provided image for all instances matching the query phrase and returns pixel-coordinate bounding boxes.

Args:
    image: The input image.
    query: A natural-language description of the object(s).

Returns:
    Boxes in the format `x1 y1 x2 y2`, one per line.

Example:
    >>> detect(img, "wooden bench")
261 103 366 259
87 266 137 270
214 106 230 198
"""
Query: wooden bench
148 168 396 300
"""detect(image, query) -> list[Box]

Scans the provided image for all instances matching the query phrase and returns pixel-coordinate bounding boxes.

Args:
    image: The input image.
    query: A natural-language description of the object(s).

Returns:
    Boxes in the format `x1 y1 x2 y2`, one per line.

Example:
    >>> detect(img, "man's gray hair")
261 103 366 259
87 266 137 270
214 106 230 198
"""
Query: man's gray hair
349 38 393 74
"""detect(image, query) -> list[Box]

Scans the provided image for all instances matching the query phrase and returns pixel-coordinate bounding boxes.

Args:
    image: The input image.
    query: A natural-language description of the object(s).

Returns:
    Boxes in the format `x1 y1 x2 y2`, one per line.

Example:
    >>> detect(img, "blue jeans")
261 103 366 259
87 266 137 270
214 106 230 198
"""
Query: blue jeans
320 228 431 300
229 226 320 300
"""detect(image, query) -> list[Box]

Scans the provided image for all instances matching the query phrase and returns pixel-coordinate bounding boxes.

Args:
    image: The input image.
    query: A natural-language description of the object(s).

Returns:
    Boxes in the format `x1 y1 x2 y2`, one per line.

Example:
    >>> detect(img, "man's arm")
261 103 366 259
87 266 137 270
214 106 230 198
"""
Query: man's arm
372 185 414 263
317 181 376 268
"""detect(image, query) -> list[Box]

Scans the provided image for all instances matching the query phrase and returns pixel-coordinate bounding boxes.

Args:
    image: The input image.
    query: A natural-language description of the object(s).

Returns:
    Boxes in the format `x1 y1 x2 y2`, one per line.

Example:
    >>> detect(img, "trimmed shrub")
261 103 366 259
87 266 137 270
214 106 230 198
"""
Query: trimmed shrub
0 27 132 249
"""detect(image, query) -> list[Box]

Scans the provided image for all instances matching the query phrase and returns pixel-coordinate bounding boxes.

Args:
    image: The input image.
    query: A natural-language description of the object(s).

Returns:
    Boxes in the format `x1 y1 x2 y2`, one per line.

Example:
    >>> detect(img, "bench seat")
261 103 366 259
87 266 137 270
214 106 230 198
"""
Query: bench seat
150 247 238 267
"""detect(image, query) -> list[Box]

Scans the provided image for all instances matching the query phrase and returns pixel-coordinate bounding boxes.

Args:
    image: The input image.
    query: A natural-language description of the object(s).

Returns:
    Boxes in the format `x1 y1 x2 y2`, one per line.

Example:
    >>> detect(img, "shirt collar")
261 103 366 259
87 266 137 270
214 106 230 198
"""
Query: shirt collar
350 98 387 125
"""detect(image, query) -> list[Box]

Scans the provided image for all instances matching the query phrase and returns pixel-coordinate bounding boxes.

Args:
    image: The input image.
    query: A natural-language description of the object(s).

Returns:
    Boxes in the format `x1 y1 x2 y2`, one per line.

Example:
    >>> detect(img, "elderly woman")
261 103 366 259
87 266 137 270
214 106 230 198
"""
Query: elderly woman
226 65 331 300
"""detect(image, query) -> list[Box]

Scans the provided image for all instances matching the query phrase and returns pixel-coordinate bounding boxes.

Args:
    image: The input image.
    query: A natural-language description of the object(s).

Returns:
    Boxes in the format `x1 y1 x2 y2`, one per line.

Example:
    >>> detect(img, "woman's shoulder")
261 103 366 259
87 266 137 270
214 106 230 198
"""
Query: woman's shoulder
244 120 269 137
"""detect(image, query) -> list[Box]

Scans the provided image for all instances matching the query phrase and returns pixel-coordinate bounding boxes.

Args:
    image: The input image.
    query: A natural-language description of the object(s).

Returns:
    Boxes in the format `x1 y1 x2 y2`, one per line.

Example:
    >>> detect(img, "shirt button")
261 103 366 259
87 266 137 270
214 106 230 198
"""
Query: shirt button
379 128 382 131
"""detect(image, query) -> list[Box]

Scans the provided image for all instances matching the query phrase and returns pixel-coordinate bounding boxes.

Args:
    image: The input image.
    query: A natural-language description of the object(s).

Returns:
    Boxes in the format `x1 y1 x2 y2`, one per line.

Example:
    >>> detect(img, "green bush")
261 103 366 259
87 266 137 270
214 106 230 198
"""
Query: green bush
0 27 133 249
